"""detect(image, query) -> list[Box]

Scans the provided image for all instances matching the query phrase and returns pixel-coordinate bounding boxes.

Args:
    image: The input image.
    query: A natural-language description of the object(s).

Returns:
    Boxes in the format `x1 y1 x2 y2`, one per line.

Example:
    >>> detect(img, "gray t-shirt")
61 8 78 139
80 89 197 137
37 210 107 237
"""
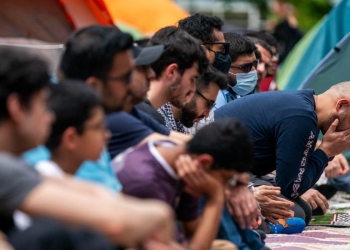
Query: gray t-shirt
0 152 42 232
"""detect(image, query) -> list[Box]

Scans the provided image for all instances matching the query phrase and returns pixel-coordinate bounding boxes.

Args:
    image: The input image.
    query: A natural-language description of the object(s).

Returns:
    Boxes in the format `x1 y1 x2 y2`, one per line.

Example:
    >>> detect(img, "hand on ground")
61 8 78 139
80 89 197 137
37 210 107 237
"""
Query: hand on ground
225 185 260 229
325 153 349 178
253 185 294 224
301 188 329 213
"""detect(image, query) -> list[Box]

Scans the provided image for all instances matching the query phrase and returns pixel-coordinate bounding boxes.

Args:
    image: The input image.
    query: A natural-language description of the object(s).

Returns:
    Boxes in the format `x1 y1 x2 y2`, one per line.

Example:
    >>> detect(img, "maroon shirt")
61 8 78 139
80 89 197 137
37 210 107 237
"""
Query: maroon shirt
112 141 199 222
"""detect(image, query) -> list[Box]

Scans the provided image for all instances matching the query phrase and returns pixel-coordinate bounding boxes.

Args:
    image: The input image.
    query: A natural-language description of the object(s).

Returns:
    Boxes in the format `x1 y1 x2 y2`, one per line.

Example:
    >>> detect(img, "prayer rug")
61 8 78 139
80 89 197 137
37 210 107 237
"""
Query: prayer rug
266 192 350 249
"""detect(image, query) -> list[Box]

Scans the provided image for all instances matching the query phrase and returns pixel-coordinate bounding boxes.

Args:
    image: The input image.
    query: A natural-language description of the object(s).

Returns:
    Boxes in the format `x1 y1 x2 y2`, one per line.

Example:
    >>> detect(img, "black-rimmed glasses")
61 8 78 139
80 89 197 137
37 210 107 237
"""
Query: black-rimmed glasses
104 70 133 85
196 90 216 110
230 59 259 73
203 42 230 55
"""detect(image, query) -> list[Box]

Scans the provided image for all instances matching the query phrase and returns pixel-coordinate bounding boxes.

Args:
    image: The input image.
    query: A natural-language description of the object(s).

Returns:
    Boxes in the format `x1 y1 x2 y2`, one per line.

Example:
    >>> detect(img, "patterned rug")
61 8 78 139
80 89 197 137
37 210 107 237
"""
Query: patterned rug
266 227 350 249
265 192 350 249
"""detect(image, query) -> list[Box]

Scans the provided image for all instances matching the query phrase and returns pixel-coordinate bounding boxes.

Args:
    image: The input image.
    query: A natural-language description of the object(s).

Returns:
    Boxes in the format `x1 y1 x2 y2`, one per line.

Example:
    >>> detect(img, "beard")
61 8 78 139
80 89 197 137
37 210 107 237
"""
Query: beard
335 112 347 131
169 76 183 108
180 98 198 128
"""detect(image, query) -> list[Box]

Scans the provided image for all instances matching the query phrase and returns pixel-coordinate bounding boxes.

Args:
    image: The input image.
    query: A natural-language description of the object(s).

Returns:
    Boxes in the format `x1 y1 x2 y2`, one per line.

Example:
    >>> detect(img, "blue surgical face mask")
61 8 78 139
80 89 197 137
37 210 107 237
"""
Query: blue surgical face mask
228 70 258 96
212 52 232 74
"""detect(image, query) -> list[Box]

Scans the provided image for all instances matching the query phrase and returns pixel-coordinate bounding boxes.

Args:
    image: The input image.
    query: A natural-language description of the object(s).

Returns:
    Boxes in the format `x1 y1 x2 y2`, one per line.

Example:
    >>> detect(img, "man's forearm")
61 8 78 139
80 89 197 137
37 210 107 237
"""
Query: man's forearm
20 180 174 247
169 131 192 142
189 192 224 250
278 149 329 199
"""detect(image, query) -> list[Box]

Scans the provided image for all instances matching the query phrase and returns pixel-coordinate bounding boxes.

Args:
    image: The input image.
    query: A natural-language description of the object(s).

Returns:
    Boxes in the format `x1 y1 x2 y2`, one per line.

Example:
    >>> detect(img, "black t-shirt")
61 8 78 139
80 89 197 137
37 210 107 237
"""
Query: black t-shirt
0 152 42 232
135 99 166 125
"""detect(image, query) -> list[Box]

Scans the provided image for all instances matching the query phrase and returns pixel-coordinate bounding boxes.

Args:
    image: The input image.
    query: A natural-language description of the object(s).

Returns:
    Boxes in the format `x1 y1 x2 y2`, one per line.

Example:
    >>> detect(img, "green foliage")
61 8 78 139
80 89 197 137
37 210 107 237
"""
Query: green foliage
221 0 332 32
285 0 332 32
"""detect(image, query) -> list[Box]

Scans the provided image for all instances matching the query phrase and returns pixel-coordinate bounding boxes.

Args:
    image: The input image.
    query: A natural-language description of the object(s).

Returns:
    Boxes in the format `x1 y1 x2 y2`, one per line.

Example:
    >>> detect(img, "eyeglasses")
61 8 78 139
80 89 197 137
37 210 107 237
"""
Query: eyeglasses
84 122 110 134
196 90 216 110
203 42 230 55
104 70 133 85
230 59 259 73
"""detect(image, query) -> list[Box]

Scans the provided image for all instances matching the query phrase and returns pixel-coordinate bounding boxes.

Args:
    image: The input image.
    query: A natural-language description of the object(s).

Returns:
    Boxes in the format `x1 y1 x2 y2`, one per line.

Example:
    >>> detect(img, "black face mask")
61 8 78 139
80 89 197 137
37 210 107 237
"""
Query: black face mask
212 52 232 74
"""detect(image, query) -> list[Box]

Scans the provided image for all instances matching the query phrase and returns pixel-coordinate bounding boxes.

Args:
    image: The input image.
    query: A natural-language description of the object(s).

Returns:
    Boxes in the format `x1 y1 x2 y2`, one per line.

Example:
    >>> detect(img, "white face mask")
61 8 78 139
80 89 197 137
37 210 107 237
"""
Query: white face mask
228 70 258 96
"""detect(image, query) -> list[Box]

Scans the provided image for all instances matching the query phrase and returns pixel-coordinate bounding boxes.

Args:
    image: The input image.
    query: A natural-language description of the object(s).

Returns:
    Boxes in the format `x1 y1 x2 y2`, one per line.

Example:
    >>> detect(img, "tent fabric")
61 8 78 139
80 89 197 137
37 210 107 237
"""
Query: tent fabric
58 0 114 29
299 32 350 94
0 0 73 43
0 0 114 43
276 0 350 90
103 0 189 35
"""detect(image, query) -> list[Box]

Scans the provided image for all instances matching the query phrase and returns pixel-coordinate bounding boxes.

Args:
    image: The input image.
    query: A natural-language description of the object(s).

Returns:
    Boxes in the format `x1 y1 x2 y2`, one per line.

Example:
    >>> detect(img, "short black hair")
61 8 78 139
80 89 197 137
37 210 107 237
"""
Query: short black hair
178 13 224 43
59 25 133 81
46 80 102 151
254 50 262 61
245 36 273 57
0 48 50 121
186 119 254 173
245 31 278 50
149 26 208 79
224 32 257 62
196 65 228 92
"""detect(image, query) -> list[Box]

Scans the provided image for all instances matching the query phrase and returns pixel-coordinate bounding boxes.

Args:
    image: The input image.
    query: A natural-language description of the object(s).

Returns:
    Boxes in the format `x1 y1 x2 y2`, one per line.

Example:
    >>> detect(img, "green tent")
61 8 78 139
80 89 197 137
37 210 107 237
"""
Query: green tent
299 32 350 94
277 0 350 90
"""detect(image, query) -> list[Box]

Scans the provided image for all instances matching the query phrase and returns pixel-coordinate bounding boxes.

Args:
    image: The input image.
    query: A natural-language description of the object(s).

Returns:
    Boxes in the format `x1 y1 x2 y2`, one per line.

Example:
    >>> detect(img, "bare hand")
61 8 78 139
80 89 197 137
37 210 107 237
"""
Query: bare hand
225 185 261 229
0 232 13 250
175 155 223 198
300 189 329 213
253 185 294 224
325 153 349 178
142 240 186 250
319 119 350 158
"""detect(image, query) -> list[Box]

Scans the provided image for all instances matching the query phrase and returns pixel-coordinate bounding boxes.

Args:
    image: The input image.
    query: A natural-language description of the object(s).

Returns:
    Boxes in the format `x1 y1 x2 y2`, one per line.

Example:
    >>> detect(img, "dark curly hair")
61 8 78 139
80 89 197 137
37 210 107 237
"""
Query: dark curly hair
196 65 228 92
149 26 208 79
178 13 224 43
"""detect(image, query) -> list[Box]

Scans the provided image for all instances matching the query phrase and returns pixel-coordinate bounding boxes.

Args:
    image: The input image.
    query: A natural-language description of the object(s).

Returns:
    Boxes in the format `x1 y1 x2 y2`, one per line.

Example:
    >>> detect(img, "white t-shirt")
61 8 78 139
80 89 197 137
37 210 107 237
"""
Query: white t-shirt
35 160 65 178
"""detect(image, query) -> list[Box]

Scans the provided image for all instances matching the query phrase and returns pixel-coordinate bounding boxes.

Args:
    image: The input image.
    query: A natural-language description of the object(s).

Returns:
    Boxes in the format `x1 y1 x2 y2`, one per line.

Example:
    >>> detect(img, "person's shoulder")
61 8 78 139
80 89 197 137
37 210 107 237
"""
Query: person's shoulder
35 160 65 178
298 89 315 99
0 152 35 173
116 150 168 199
135 101 154 113
115 143 156 174
106 111 142 125
133 108 154 122
116 142 172 183
106 111 153 133
0 152 23 165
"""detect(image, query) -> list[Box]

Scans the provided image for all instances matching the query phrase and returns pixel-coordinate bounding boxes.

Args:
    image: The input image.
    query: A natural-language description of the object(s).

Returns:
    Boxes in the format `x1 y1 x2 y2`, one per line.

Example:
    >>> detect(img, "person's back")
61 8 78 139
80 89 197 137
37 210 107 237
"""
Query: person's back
215 90 319 189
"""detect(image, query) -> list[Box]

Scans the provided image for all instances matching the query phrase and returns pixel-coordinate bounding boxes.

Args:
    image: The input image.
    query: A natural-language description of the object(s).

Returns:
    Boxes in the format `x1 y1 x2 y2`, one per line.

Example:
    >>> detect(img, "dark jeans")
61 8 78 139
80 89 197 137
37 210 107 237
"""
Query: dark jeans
7 218 122 250
251 175 312 227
